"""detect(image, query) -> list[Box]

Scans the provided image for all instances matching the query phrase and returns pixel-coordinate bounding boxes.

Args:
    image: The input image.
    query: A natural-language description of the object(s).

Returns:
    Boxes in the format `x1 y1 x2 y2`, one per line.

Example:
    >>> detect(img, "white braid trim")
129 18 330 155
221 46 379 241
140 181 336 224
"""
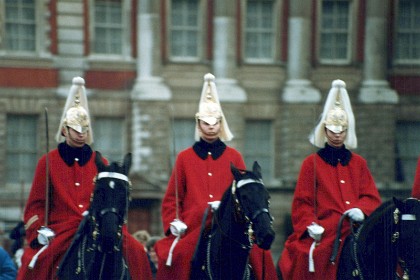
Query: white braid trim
97 172 129 182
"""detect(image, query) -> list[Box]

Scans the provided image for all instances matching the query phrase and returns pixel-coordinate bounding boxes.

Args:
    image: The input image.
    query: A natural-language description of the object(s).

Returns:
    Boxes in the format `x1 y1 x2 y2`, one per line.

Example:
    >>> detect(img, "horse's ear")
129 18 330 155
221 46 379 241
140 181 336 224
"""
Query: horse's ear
122 153 132 175
95 151 106 172
230 162 242 180
252 161 262 179
393 196 403 208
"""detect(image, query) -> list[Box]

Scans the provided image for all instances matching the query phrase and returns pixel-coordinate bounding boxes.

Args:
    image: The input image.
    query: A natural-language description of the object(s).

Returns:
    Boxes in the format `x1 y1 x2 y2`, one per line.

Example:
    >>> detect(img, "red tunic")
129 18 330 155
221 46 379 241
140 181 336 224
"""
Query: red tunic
155 141 277 280
279 151 382 280
17 146 152 280
411 156 420 198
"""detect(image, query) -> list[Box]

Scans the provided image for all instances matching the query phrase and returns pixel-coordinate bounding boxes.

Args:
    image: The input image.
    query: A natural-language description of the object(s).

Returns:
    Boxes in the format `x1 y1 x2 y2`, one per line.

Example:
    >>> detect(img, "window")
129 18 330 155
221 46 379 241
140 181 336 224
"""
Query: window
168 0 203 61
4 0 36 52
244 0 278 63
170 119 195 165
394 0 420 63
319 0 352 64
91 0 131 57
395 121 420 186
93 117 126 162
243 120 274 181
6 115 38 185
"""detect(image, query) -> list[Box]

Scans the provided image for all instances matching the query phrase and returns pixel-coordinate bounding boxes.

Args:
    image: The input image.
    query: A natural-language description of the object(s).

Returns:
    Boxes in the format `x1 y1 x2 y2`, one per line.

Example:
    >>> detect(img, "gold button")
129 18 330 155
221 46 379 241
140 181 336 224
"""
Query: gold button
208 152 212 155
345 201 350 205
340 180 345 184
209 194 213 198
75 158 79 162
75 182 80 186
208 172 212 176
78 204 83 208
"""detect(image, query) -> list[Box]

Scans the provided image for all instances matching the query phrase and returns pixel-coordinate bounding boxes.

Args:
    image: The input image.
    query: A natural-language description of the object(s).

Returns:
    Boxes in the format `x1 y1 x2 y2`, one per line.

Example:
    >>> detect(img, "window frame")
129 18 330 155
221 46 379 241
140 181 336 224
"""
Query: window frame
166 0 206 63
316 0 356 65
243 119 275 182
88 0 133 60
170 118 195 165
0 0 49 57
5 114 38 186
92 116 127 162
393 0 420 65
395 121 420 187
241 0 282 64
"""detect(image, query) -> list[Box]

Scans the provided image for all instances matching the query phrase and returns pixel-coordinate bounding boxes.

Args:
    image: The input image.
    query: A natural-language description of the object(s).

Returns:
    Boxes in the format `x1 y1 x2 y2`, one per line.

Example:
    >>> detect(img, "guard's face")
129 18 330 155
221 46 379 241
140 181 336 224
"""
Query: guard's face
198 119 221 143
64 126 88 148
325 127 347 148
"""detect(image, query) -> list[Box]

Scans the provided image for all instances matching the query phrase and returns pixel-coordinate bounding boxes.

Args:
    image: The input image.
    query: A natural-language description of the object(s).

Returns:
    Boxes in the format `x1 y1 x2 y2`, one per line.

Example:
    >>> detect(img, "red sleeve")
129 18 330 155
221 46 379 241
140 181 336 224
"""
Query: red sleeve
160 155 186 235
351 156 382 215
23 155 48 244
290 155 319 239
412 157 420 198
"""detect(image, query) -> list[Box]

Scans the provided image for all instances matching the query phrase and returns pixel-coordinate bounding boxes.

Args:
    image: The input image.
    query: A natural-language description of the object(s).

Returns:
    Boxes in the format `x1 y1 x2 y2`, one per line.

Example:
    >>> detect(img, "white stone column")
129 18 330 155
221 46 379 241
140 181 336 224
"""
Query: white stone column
282 0 320 103
54 0 86 96
212 0 246 102
131 0 171 172
358 0 398 103
131 0 171 101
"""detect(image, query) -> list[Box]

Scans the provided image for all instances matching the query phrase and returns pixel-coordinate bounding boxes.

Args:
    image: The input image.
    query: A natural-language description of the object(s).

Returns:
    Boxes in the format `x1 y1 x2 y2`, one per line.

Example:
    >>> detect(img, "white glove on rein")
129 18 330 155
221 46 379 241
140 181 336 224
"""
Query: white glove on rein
344 208 364 222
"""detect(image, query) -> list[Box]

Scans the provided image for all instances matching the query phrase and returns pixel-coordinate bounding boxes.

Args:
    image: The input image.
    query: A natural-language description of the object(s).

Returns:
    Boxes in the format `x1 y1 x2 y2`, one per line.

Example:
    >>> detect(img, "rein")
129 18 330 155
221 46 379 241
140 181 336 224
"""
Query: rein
333 204 415 280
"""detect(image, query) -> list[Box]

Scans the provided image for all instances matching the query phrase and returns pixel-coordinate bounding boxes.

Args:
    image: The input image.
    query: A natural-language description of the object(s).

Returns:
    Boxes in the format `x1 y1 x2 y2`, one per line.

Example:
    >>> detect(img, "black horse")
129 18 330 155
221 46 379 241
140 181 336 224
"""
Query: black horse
190 162 276 280
335 197 420 280
57 152 132 280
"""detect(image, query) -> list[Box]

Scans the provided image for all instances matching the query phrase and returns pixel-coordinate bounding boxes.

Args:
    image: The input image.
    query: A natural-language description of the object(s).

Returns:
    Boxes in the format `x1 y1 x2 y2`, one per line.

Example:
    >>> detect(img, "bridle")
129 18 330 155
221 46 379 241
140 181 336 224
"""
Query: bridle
396 198 419 280
90 171 132 253
231 178 272 223
94 172 131 221
204 178 272 280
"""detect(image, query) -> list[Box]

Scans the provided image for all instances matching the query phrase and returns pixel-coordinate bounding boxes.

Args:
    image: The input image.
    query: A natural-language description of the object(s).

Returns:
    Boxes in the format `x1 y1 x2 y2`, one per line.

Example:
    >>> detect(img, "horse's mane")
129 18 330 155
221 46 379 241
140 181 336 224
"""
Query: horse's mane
356 199 398 278
357 199 395 243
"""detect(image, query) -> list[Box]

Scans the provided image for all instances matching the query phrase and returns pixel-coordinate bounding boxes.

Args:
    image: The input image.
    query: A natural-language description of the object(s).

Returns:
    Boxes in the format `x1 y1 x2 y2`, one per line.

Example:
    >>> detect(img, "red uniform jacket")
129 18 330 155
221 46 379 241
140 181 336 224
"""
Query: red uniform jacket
411 156 420 198
155 139 277 280
17 143 152 280
279 145 382 280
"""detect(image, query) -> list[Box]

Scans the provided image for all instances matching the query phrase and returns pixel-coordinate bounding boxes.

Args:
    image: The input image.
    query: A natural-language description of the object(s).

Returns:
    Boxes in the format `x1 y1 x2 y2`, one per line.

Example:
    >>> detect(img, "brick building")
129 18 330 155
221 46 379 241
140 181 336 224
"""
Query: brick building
0 0 418 261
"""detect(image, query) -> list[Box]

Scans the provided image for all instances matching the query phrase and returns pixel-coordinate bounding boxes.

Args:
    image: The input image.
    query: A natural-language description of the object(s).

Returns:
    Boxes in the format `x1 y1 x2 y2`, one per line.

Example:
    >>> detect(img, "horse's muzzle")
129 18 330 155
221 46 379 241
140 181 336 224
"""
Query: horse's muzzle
254 212 275 250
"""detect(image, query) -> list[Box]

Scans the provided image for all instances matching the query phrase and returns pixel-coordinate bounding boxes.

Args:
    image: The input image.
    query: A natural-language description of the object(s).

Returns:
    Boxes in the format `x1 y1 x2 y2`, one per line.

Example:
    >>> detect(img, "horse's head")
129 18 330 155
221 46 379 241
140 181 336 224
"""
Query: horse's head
90 152 132 253
394 197 420 279
230 162 275 250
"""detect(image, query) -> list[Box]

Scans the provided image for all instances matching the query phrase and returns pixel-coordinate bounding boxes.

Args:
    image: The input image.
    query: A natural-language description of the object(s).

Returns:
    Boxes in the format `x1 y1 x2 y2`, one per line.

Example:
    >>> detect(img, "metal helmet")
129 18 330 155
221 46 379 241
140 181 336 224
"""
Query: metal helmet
309 79 357 149
194 73 233 142
324 100 348 134
55 77 93 144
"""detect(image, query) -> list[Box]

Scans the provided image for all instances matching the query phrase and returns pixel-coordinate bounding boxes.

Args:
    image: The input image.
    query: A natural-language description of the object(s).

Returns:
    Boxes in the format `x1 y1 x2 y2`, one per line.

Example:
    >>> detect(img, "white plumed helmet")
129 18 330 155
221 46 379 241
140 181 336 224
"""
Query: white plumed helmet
55 77 93 144
309 79 357 149
194 73 233 142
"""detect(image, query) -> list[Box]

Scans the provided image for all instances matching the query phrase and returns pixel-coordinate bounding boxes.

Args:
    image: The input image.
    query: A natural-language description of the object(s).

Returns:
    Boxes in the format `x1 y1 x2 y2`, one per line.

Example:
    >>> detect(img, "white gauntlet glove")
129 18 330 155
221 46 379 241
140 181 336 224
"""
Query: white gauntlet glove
37 226 55 245
170 219 187 236
344 208 364 222
166 219 188 267
29 226 55 269
307 222 324 273
307 222 324 242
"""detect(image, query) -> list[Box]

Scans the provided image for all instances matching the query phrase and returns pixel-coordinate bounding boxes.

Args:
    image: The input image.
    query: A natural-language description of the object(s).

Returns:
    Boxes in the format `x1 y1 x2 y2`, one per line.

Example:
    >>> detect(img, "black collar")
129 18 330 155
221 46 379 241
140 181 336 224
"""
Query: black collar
317 144 352 166
193 138 226 160
58 142 93 167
